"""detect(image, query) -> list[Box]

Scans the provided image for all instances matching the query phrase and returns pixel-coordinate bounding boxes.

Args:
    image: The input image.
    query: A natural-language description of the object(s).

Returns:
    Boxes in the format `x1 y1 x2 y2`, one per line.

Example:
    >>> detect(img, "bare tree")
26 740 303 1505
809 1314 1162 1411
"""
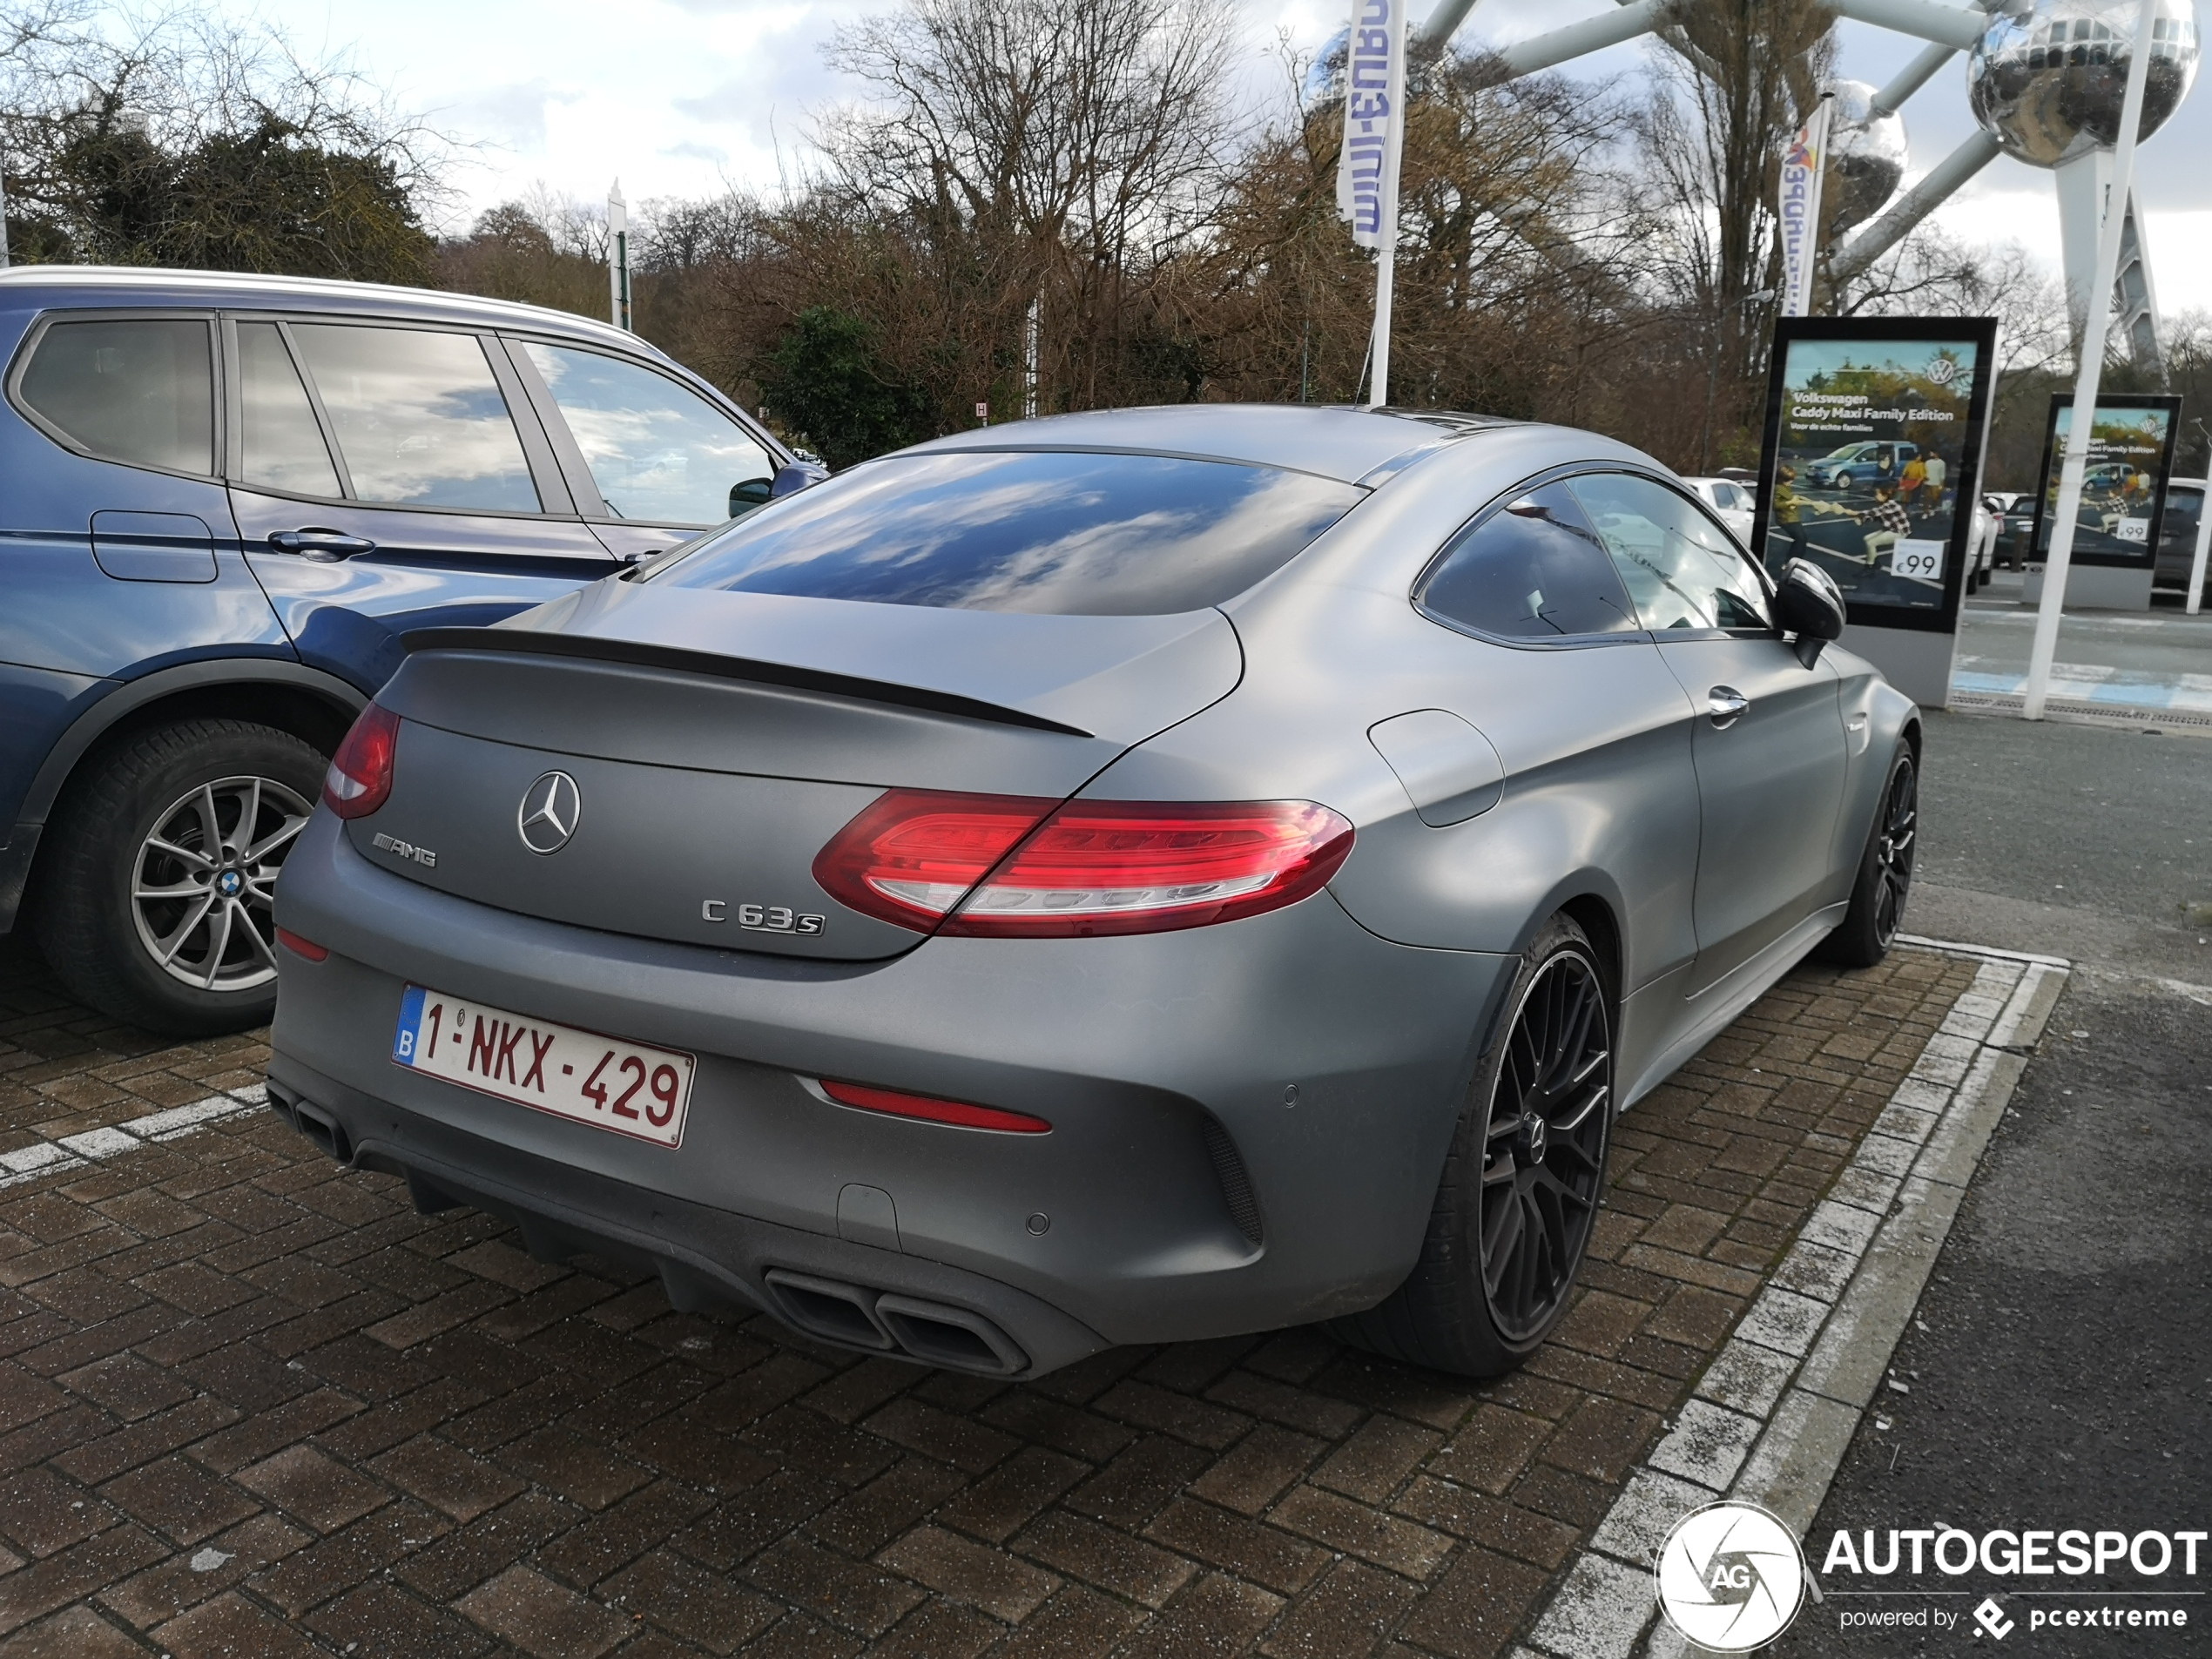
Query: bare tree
811 0 1244 412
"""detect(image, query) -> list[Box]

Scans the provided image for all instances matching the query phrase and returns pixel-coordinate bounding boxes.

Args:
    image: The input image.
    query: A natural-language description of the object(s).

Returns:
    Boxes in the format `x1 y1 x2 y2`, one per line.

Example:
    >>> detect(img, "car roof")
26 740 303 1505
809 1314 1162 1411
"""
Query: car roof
907 403 1521 486
0 264 651 356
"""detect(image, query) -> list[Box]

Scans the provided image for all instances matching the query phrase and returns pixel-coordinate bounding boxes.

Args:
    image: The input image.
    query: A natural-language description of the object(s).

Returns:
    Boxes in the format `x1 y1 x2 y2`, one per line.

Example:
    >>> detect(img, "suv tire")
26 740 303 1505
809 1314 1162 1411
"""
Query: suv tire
34 719 325 1035
1332 913 1615 1377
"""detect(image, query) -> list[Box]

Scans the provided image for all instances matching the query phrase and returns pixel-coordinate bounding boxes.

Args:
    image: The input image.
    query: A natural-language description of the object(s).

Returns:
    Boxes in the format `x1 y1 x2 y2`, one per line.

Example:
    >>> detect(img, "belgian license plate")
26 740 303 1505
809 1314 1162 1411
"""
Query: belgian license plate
393 986 695 1147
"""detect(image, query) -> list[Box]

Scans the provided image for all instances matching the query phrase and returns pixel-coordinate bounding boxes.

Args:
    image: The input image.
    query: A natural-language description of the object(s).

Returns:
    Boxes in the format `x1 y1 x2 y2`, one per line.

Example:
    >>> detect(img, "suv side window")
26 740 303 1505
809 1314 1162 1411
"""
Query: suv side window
1417 481 1640 640
17 317 214 475
519 341 773 527
288 323 539 512
1568 472 1772 632
235 321 342 498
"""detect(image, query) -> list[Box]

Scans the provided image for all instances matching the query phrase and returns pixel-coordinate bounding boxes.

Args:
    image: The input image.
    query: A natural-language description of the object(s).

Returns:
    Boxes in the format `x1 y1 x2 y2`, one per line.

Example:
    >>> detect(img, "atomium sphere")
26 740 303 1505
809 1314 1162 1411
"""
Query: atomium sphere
1821 80 1908 233
1969 0 2201 167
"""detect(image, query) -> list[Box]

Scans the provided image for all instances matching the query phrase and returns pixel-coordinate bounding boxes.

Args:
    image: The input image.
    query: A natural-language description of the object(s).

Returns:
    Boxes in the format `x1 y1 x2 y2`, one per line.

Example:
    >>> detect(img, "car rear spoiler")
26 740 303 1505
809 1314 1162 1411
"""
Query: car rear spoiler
400 627 1093 738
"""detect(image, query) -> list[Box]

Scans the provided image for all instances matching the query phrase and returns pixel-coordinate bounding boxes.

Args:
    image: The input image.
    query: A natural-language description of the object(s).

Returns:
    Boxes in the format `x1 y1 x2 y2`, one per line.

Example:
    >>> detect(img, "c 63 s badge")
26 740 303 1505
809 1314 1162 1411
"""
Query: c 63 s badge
702 900 825 935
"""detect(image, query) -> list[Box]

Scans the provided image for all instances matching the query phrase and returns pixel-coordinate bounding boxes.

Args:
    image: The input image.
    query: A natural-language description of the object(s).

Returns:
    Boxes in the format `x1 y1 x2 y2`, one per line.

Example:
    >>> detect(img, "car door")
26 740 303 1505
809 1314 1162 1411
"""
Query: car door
0 310 291 834
224 315 617 692
1569 470 1847 994
500 337 779 563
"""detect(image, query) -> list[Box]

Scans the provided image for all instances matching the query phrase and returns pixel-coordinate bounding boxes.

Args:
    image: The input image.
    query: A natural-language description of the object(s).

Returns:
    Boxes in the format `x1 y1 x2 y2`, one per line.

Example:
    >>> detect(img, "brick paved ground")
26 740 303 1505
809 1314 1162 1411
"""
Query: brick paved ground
0 937 1978 1658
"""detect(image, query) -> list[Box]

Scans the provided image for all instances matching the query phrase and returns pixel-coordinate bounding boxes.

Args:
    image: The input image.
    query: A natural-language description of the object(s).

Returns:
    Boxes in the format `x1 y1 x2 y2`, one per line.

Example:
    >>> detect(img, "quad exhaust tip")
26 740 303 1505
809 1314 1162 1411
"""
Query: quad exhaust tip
764 1269 1028 1376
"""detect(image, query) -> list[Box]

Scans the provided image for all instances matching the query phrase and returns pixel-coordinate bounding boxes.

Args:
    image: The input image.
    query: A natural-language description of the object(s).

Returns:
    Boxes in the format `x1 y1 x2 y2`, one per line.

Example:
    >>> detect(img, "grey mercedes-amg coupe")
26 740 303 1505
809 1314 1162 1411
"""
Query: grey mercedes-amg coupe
267 404 1916 1380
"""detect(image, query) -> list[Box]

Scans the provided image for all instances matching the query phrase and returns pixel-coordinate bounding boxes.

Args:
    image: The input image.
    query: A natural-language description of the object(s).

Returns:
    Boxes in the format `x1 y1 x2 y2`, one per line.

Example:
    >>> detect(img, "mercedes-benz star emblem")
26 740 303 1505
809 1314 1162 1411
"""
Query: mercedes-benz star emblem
517 771 582 854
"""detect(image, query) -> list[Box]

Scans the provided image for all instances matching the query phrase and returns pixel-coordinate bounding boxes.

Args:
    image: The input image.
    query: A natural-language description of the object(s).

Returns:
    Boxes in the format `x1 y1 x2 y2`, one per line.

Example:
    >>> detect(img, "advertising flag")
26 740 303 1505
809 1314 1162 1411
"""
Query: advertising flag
1777 95 1833 318
1335 0 1406 253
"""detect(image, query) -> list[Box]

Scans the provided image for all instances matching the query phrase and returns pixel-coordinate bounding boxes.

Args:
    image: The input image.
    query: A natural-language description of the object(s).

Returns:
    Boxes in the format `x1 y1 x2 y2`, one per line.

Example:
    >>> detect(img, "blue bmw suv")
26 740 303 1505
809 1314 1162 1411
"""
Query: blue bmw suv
0 267 816 1034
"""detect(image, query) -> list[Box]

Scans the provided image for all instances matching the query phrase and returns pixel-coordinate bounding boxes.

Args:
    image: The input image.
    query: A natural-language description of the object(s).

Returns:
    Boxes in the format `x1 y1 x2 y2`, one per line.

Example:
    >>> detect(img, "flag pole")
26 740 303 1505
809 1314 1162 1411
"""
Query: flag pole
607 180 631 332
1338 0 1409 408
2021 0 2158 720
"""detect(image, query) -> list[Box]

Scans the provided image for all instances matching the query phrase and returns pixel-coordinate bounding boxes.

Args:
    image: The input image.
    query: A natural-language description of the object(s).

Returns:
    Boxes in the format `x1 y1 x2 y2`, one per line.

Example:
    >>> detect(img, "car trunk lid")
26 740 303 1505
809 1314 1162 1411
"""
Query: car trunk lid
350 583 1242 961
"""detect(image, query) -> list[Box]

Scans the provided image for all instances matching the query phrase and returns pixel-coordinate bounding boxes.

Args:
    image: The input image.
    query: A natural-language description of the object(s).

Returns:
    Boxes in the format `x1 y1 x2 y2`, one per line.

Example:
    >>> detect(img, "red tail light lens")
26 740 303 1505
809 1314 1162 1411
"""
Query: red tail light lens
813 790 1058 931
323 702 401 819
819 1078 1050 1134
813 789 1354 938
949 799 1354 936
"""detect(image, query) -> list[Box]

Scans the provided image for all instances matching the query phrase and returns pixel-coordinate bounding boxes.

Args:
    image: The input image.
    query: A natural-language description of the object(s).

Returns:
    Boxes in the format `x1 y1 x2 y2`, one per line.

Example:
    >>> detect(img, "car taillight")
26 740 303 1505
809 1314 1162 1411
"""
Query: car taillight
323 703 401 819
819 1078 1050 1134
813 790 1059 930
813 790 1354 938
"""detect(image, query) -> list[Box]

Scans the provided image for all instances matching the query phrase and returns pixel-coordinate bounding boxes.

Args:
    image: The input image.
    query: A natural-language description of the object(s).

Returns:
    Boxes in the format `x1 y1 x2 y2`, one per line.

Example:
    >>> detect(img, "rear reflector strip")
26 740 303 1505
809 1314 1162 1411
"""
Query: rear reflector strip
819 1079 1050 1134
275 927 329 961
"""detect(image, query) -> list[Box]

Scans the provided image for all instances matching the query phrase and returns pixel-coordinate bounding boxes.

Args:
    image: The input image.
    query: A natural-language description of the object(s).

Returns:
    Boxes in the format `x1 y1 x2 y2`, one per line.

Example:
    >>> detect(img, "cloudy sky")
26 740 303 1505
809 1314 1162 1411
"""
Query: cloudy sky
258 0 2212 314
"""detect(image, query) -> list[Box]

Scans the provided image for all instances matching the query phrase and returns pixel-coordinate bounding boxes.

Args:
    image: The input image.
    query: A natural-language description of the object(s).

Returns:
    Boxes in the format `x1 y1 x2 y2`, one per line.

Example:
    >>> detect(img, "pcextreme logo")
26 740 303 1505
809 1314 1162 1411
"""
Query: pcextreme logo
1656 1501 1807 1651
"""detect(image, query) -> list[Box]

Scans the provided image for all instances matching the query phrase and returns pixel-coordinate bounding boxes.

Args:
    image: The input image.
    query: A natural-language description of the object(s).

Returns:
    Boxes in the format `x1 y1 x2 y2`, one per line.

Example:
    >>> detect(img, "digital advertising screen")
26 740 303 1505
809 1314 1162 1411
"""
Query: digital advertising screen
1750 315 2000 635
2027 395 2182 570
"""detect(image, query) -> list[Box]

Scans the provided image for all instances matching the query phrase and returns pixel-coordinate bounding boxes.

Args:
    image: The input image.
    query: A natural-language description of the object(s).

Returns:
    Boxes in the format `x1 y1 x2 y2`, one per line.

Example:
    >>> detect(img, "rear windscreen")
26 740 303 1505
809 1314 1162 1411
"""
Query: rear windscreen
647 449 1365 614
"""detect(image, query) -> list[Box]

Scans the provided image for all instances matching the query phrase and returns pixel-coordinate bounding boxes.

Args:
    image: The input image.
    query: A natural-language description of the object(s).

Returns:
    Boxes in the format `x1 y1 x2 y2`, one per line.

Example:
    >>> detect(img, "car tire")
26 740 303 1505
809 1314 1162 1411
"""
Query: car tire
1332 913 1615 1378
1817 739 1916 970
32 719 326 1035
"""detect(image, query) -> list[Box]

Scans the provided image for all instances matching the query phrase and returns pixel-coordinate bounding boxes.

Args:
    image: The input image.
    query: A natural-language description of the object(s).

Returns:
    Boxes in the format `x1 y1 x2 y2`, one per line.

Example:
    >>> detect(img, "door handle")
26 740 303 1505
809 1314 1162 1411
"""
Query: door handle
1707 685 1750 728
268 528 377 563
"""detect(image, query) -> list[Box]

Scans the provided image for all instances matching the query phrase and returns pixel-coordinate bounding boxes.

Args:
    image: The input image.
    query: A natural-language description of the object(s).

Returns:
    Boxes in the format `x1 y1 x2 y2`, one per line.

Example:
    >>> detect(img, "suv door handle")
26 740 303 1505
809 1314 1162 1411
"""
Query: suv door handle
268 528 377 563
1707 686 1750 728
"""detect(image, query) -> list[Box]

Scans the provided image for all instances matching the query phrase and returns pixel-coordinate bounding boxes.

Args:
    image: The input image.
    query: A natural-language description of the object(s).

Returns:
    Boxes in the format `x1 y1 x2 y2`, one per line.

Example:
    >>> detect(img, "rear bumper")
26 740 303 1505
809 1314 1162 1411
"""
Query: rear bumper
271 816 1514 1372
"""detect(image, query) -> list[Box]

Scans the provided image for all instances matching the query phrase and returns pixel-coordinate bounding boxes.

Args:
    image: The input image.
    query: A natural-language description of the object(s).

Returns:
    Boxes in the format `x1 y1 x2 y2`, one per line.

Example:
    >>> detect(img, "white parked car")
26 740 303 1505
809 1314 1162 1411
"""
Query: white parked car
1683 476 1756 548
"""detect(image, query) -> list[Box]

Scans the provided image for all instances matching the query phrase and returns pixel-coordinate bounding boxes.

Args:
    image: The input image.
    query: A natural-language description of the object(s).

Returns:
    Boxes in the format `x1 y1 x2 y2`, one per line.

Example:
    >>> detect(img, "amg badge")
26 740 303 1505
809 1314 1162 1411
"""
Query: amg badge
370 832 436 868
701 900 825 935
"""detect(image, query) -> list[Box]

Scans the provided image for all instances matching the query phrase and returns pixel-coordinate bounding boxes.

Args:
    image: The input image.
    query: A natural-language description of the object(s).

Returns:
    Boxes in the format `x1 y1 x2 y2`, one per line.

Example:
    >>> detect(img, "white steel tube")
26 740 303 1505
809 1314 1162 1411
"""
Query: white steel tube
1495 0 1669 78
2023 0 2160 720
2187 484 2211 615
1826 0 1984 48
1831 129 2002 282
1871 41 1958 113
1415 0 1481 46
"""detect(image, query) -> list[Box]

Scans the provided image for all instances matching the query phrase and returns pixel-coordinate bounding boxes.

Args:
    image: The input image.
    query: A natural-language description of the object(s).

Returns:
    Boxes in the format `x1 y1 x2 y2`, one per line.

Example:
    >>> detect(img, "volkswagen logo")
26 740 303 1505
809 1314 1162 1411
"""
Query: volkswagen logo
517 771 582 855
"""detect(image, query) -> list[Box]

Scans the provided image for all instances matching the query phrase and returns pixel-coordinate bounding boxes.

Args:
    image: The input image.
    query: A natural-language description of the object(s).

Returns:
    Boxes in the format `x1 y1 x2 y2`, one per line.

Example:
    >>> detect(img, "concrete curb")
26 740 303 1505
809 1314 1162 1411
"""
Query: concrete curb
1510 943 2070 1659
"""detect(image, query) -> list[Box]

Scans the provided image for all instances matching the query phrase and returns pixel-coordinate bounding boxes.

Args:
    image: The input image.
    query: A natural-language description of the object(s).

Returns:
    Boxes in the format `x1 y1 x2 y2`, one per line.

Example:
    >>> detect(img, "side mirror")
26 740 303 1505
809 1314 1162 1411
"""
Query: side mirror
1774 557 1845 668
769 460 830 500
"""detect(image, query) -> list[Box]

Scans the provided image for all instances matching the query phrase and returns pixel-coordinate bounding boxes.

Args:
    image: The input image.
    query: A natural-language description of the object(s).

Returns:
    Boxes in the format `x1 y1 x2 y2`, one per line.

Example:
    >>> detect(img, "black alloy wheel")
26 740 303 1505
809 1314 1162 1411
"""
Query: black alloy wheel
1819 740 1918 969
1870 755 1917 952
1479 947 1613 1343
1332 912 1616 1377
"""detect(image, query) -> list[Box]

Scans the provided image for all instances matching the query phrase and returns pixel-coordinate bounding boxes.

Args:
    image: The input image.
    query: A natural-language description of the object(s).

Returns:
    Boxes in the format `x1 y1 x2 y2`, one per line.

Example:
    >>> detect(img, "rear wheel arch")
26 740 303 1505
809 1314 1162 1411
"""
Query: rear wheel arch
5 662 362 938
24 662 362 832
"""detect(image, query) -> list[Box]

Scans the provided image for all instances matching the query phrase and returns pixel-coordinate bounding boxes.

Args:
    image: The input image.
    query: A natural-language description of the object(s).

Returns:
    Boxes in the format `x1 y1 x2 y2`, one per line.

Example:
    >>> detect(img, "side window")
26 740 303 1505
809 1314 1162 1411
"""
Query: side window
1568 473 1773 632
520 341 773 527
289 324 539 512
235 322 341 497
1417 482 1640 640
17 318 214 475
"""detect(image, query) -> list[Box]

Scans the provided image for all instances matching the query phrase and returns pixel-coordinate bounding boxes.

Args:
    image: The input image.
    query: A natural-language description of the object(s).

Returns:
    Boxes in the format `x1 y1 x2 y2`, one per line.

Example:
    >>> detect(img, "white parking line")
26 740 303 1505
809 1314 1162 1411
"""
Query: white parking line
0 1084 268 1189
